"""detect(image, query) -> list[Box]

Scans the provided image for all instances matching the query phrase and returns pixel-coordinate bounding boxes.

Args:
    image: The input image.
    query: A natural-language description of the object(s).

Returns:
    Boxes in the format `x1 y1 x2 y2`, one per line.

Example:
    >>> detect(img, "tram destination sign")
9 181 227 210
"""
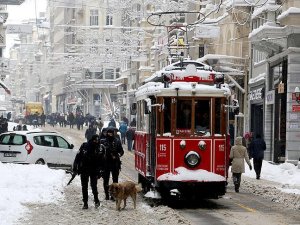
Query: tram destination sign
163 72 215 84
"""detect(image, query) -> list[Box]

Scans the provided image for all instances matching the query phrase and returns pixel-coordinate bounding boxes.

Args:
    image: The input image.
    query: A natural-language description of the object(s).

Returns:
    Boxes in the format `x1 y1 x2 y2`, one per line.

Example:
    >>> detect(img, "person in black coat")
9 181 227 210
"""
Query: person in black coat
102 128 124 200
85 124 97 141
249 134 266 180
73 135 104 209
99 127 108 140
126 126 135 151
108 118 116 128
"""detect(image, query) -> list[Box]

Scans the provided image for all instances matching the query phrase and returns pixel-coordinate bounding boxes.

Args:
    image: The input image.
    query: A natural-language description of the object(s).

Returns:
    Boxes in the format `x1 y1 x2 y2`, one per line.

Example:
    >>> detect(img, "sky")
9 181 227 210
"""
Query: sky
4 0 47 58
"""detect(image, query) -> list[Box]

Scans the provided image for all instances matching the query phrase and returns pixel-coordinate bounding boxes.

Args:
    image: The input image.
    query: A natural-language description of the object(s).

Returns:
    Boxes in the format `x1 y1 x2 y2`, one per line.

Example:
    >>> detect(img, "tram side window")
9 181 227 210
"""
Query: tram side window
137 101 145 130
163 98 171 133
195 100 210 133
177 100 191 129
215 98 222 135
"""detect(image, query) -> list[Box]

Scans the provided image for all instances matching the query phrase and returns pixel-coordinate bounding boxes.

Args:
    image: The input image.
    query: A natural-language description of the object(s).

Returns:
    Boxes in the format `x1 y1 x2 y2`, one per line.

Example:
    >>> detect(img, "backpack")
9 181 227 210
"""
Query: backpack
73 143 89 174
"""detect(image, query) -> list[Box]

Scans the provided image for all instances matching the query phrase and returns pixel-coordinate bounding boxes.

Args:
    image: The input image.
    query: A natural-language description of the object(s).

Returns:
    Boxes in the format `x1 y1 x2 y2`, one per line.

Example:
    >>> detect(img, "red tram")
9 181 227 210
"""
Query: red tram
134 60 232 199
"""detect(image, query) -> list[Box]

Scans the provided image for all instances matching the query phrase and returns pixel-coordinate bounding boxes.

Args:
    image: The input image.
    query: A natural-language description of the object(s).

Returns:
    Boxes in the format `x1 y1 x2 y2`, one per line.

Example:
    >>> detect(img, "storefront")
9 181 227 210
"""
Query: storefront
269 59 287 163
266 49 300 165
249 82 265 140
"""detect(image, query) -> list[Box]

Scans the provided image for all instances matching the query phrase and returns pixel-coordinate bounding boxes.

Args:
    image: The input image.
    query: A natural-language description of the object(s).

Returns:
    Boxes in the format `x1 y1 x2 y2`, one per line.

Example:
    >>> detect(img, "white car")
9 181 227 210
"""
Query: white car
0 131 76 169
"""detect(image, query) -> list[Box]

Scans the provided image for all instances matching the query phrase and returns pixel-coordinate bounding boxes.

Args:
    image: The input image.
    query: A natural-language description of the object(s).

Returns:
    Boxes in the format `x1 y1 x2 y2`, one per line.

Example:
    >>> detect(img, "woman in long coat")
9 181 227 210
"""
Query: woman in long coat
229 136 252 192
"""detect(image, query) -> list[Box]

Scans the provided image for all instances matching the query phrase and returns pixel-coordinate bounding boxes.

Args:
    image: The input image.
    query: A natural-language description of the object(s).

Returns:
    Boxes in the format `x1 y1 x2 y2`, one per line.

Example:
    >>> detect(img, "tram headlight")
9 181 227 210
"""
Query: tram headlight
179 140 186 149
184 151 200 168
198 140 206 150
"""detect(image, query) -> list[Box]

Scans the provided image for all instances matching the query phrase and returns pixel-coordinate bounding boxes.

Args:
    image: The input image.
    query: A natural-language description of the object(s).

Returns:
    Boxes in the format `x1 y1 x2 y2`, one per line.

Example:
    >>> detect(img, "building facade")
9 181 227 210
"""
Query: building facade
249 0 300 164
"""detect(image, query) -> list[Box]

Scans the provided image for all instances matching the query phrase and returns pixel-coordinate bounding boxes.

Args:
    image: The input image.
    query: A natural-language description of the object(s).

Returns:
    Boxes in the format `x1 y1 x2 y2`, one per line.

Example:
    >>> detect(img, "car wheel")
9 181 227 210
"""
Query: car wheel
35 159 45 165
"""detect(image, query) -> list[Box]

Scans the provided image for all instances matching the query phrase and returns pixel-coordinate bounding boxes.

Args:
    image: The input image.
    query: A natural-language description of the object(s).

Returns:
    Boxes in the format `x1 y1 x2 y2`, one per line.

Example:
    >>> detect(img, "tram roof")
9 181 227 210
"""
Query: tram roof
145 59 217 83
135 81 231 100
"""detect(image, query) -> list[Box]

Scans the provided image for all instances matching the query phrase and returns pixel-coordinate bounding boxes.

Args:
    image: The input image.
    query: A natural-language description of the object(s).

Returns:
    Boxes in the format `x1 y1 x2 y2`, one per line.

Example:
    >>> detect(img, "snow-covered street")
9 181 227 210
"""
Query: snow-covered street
0 124 299 225
1 159 299 225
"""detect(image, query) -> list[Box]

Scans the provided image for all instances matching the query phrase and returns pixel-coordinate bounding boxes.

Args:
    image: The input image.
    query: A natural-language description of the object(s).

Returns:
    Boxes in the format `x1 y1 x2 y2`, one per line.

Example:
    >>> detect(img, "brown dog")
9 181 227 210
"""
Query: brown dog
109 181 142 211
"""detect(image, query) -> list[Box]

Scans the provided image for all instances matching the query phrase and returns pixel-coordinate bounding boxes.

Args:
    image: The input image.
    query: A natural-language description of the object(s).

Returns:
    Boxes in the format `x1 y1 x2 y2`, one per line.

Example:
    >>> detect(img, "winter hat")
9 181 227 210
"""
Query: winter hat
90 134 99 142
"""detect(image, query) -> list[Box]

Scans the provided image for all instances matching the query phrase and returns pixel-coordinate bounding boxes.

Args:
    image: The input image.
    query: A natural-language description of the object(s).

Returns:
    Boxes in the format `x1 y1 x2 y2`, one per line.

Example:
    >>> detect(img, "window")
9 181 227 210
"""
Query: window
57 136 69 149
177 100 192 129
195 99 210 133
90 9 99 26
163 98 172 133
214 98 222 135
116 68 120 79
0 134 11 144
12 135 25 145
137 101 145 131
106 14 113 25
44 135 55 147
90 39 98 53
95 71 103 79
105 69 114 79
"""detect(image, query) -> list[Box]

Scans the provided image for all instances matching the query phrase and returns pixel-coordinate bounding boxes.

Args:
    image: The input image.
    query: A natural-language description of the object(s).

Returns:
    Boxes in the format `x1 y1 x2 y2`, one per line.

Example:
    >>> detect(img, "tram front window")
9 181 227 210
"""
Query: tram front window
195 100 210 134
177 100 191 129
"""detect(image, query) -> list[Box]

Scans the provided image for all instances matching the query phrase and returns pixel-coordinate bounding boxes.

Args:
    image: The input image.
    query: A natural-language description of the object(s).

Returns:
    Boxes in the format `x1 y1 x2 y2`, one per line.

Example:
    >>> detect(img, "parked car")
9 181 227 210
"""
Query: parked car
0 131 76 169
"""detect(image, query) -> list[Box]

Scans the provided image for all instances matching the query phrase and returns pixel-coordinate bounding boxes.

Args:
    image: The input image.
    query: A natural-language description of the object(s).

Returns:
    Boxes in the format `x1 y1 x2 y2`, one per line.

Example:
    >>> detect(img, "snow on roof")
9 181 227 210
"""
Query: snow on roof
277 7 300 21
252 3 280 19
197 54 244 62
144 60 211 83
219 65 244 74
139 66 154 71
223 0 256 7
157 167 226 182
249 72 266 84
249 22 285 39
135 81 231 99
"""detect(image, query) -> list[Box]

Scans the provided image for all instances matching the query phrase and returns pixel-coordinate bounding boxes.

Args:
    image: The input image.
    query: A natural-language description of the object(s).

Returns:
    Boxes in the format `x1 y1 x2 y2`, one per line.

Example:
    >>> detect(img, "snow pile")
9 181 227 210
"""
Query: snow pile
157 167 226 182
243 161 300 195
0 163 67 225
237 160 300 210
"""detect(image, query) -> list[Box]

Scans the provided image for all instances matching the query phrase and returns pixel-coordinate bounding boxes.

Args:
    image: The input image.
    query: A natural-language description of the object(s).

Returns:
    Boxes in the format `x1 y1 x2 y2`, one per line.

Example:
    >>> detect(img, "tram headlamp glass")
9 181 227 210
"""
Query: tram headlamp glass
184 151 200 168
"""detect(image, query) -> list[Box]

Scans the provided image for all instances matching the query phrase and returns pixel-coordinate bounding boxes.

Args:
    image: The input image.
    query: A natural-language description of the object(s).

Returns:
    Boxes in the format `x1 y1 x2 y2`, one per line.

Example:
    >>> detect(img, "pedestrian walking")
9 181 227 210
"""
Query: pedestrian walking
72 135 104 209
68 112 75 129
96 117 104 133
108 118 116 128
85 124 97 141
249 134 266 180
119 121 127 145
130 118 136 127
229 136 252 193
102 128 124 200
126 126 135 151
99 127 108 140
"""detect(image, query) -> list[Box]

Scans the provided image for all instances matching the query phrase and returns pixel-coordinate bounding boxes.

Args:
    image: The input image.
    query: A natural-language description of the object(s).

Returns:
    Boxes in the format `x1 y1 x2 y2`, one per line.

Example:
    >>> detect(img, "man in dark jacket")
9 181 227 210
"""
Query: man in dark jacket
126 126 135 151
250 134 266 180
102 128 124 200
73 134 104 209
85 124 97 141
